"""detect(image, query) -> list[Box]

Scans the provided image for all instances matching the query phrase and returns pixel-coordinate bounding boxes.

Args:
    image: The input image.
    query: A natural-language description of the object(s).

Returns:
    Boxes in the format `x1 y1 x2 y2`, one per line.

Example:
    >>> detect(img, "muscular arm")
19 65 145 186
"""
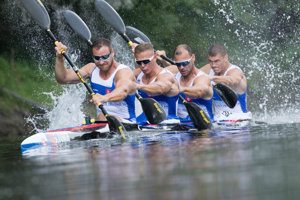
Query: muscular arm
54 42 92 84
180 75 213 100
55 57 92 84
137 73 179 96
210 68 247 94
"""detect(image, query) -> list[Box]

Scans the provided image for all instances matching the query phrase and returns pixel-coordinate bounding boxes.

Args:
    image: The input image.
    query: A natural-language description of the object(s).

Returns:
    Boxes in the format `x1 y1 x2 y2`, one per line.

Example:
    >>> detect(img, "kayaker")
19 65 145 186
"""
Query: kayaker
174 44 214 121
132 42 180 124
54 38 137 122
156 45 214 122
200 43 251 121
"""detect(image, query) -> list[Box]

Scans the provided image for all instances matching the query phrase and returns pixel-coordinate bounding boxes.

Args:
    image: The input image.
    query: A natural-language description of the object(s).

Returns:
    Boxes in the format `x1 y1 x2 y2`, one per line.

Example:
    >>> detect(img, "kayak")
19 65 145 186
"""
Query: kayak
20 121 196 154
20 123 110 153
20 117 251 154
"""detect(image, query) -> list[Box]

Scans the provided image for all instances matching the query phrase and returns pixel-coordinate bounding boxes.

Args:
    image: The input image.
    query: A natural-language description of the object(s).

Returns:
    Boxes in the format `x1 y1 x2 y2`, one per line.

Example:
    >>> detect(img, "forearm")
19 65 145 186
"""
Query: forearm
181 86 210 99
54 55 68 84
211 76 240 87
137 82 168 95
104 87 129 102
105 81 135 102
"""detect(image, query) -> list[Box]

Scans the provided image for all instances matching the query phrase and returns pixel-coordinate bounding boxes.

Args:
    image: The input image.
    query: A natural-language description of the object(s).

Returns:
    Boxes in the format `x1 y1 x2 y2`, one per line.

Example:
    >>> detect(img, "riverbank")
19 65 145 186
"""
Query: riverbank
0 54 55 138
0 87 47 138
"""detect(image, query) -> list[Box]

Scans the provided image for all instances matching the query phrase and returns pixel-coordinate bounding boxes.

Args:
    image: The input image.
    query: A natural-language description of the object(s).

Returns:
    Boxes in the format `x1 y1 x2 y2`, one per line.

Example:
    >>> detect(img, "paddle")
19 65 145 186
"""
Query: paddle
94 0 212 130
63 10 166 124
21 0 127 139
178 96 212 130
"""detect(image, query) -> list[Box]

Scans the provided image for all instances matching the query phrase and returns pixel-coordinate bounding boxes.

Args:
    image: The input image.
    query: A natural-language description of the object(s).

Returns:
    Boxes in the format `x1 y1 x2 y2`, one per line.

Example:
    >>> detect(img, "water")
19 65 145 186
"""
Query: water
1 123 300 200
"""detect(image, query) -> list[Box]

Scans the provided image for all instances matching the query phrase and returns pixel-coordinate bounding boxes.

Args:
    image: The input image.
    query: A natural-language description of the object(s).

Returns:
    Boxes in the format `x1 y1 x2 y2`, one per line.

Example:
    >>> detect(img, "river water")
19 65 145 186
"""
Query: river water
1 122 300 200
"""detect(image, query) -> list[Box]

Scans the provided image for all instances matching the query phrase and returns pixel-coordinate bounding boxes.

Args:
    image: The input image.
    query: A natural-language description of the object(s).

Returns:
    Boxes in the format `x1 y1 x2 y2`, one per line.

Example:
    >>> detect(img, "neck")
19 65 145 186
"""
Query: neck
217 62 231 76
143 64 162 83
100 60 118 80
181 67 198 85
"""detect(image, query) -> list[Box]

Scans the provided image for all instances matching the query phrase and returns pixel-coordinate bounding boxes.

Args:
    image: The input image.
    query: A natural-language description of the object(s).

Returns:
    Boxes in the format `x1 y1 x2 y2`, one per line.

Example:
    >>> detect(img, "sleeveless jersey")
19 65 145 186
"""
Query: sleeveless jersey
175 71 214 121
136 69 178 123
209 65 248 120
90 64 136 122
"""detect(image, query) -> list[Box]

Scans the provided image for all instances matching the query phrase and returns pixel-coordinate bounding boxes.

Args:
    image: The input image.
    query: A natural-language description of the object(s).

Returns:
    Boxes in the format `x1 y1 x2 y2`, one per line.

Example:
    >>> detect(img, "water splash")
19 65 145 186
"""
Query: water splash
210 0 300 123
43 85 87 130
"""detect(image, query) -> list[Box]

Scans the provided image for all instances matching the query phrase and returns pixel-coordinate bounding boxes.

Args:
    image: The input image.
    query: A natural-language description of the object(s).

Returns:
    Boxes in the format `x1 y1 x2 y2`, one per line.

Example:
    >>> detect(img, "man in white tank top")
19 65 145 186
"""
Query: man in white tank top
157 45 214 121
132 43 179 123
54 38 136 122
200 43 251 121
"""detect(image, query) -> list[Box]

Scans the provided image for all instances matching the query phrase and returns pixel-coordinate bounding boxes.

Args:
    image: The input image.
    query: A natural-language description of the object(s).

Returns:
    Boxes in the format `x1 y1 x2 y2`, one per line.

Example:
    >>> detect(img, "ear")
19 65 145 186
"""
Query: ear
224 54 229 61
192 53 196 60
111 49 115 57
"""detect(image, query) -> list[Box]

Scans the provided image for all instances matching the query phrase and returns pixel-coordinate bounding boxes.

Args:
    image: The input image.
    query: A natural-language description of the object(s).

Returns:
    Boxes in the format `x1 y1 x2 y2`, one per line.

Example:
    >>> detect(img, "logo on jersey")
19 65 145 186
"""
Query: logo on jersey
222 111 232 117
106 89 111 94
185 96 192 102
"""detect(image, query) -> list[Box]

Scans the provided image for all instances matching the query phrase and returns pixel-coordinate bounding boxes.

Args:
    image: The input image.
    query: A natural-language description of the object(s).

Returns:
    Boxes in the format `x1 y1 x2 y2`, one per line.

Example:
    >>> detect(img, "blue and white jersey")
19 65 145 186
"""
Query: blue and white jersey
209 65 249 121
90 64 136 122
175 71 214 122
136 69 178 123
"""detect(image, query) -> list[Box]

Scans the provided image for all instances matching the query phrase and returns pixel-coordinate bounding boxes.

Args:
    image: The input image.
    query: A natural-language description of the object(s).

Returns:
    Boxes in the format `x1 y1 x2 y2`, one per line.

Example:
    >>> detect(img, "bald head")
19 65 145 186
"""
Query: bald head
174 44 193 56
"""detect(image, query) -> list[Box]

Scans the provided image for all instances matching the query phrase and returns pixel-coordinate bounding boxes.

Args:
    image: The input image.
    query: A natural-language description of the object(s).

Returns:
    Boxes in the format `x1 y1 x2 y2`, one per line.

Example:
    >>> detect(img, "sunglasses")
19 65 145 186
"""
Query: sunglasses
135 55 154 66
92 53 111 62
174 57 192 67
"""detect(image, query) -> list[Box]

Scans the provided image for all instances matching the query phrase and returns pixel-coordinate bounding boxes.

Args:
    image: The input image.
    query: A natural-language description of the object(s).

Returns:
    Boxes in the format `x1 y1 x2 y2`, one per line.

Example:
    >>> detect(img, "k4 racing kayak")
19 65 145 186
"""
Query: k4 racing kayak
20 121 195 153
20 117 251 154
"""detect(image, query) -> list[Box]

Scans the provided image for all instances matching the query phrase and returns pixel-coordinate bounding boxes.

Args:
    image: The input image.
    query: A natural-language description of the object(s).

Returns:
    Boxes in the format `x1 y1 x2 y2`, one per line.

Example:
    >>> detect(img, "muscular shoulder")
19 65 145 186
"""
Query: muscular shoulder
165 65 178 75
226 66 245 77
133 68 142 78
80 62 96 78
199 64 211 74
157 70 177 83
116 67 135 80
194 74 211 86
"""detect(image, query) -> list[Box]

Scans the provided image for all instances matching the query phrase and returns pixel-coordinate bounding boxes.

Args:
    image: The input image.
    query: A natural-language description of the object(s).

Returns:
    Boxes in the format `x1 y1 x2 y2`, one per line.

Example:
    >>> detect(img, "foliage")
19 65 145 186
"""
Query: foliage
0 54 59 107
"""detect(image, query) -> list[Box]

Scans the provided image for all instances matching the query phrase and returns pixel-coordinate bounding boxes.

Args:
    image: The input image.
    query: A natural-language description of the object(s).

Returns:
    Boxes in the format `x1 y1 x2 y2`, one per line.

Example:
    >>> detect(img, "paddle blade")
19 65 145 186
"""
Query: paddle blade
95 0 125 34
21 0 50 30
63 10 92 45
213 83 238 108
106 115 128 139
184 102 212 131
126 26 151 44
139 98 167 124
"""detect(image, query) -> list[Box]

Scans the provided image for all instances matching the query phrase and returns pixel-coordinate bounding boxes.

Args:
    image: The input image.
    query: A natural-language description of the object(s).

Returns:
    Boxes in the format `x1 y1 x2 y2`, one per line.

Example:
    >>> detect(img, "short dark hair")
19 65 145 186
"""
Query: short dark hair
92 38 112 52
134 42 154 56
208 43 227 57
174 44 193 56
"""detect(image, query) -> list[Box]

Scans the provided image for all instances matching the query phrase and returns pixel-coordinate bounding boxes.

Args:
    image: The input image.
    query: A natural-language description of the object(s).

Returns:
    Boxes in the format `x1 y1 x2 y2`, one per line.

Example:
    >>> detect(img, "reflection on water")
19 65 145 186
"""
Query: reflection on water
1 123 300 199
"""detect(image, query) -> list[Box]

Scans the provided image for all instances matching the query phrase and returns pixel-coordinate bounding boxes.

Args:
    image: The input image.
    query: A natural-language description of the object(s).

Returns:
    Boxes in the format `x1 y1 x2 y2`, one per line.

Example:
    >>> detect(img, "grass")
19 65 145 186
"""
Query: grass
0 53 60 108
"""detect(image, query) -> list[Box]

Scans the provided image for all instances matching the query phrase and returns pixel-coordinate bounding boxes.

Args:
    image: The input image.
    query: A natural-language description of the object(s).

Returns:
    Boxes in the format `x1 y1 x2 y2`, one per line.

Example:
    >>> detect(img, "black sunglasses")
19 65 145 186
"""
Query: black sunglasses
174 57 192 67
92 53 111 62
135 55 154 66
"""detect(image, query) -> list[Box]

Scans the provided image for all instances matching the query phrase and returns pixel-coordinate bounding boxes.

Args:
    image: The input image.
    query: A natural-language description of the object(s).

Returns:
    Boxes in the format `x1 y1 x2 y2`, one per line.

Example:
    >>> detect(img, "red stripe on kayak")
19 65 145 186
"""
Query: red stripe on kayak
46 123 108 133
